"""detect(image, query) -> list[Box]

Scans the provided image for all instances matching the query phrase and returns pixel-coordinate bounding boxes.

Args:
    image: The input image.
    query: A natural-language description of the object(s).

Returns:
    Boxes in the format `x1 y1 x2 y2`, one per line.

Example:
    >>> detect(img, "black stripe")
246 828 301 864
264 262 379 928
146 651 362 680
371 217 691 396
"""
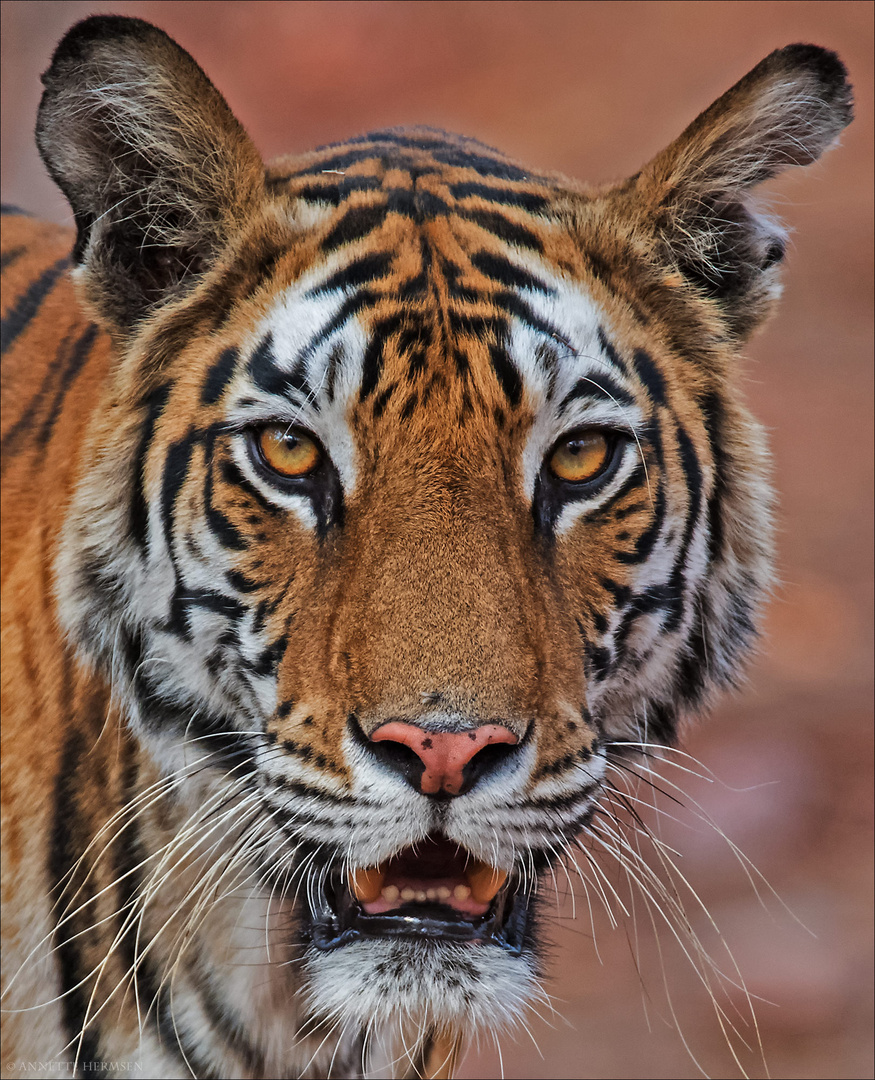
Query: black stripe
700 390 728 564
489 342 522 407
360 334 384 400
663 423 704 631
285 147 382 174
372 382 395 419
201 346 240 405
311 251 394 294
287 181 341 204
322 203 387 251
161 430 198 559
204 455 248 552
641 702 677 744
0 317 98 470
1 323 96 466
674 609 711 704
129 384 171 548
187 960 267 1076
613 583 680 654
1 255 70 355
220 459 283 517
324 343 343 403
614 500 648 520
461 209 543 252
596 326 628 374
262 773 358 807
248 333 283 396
110 748 192 1074
450 182 549 212
470 250 552 293
613 479 665 564
632 348 667 407
428 145 533 181
613 421 665 565
399 324 429 379
359 312 405 400
300 289 379 362
0 245 26 271
577 462 648 523
442 258 479 303
290 174 383 203
449 309 503 339
226 569 261 592
559 372 636 410
36 323 99 445
166 586 245 639
492 290 560 339
401 392 418 421
600 576 632 607
252 634 287 677
49 728 106 1074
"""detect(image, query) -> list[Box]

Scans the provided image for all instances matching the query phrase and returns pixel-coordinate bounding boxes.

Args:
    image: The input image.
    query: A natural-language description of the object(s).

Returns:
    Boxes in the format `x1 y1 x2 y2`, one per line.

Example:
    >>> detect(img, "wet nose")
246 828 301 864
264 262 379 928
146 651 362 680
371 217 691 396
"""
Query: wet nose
369 721 520 796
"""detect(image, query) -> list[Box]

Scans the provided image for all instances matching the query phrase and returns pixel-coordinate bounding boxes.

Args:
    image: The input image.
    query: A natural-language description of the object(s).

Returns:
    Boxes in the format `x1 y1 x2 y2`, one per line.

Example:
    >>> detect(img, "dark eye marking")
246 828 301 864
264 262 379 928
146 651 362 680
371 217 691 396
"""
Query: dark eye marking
243 425 343 536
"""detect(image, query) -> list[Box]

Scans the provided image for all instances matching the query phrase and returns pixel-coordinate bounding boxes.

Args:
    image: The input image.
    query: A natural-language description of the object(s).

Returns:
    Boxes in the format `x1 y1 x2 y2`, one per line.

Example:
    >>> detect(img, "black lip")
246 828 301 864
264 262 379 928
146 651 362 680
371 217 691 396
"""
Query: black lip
303 877 530 955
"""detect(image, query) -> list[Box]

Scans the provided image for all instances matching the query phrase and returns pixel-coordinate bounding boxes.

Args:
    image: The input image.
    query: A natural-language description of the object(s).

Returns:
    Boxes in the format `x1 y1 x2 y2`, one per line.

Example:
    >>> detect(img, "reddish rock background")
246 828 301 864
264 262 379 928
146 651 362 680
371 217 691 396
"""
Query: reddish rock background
2 3 872 1078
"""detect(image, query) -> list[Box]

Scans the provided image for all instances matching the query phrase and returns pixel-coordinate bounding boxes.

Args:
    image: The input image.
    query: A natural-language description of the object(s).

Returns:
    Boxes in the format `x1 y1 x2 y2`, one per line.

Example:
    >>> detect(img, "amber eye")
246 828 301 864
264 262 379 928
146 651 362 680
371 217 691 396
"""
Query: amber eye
549 430 612 484
255 425 321 478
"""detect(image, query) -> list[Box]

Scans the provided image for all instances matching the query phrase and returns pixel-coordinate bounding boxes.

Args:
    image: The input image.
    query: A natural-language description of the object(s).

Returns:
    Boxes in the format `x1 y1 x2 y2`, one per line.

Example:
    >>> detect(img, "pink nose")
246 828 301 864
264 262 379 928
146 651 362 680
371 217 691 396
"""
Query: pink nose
370 722 520 795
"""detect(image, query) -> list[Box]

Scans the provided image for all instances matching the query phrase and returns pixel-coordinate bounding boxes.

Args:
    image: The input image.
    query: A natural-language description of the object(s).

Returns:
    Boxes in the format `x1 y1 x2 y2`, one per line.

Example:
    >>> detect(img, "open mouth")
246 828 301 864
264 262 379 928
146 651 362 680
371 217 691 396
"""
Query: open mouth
304 836 530 954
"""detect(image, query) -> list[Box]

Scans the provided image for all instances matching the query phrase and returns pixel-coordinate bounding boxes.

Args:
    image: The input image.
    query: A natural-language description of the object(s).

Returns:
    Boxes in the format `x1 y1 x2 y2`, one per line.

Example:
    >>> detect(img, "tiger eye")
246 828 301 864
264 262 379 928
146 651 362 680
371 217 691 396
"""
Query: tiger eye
549 431 611 484
256 426 321 478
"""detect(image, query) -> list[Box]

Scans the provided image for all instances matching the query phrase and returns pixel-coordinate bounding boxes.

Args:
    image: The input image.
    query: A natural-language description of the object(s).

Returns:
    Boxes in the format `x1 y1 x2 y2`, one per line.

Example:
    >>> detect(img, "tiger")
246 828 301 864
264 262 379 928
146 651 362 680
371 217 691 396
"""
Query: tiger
0 14 852 1080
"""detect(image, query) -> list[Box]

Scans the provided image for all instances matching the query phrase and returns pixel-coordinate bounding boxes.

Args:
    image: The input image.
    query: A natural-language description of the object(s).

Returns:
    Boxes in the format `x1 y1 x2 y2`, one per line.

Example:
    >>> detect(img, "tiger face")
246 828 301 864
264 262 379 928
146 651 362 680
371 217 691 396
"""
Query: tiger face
3 14 850 1077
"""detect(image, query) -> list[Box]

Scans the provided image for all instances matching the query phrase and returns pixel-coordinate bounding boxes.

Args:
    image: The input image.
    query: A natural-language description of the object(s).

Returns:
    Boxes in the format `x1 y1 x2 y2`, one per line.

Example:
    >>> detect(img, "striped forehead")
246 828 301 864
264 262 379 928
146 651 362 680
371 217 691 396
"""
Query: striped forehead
230 248 644 499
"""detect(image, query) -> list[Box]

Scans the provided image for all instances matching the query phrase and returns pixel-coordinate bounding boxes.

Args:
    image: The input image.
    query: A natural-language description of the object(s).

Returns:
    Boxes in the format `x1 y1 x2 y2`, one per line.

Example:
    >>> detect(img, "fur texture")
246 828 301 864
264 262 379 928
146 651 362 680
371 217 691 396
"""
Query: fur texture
1 17 851 1080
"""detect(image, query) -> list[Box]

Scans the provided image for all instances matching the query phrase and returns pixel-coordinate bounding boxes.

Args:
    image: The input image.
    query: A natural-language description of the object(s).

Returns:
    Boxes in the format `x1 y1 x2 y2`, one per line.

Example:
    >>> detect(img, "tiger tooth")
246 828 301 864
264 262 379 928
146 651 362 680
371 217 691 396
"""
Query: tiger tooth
349 867 385 904
466 861 508 904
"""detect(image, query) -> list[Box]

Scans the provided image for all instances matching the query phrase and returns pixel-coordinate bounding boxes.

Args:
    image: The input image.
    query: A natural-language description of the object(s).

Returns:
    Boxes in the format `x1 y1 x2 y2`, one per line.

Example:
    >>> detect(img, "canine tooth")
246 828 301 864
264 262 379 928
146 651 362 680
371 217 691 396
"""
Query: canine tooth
466 862 508 904
436 886 451 900
350 867 385 904
453 884 471 901
383 885 400 903
401 887 416 901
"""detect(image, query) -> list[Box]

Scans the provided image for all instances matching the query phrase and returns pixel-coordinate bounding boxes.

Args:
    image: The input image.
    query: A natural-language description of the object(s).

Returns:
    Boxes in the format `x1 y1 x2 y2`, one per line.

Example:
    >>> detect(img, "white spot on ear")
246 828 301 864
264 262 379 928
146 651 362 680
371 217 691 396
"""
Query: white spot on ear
288 199 337 232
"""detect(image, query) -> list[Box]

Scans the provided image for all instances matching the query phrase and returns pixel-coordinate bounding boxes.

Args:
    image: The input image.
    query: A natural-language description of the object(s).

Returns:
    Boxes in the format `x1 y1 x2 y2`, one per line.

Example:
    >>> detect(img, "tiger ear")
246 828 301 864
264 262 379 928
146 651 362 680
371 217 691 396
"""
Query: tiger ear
36 15 265 334
632 44 852 339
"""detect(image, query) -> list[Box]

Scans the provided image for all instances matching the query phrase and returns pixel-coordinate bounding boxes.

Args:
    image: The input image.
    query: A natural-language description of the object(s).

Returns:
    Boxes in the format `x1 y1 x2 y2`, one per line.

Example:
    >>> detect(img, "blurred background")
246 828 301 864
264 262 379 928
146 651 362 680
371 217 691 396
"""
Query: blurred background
2 2 872 1078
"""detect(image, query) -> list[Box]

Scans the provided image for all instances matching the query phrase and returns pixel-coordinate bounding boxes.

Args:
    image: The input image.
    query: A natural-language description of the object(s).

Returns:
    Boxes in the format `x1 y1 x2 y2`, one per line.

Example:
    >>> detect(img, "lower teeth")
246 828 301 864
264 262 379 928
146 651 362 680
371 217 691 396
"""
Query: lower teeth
380 883 471 903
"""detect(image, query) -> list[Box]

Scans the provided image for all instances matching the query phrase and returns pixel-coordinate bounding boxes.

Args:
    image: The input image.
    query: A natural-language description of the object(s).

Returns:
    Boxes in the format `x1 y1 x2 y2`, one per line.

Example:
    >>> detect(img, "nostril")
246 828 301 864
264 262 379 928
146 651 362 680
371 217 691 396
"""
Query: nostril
365 720 520 796
460 740 518 793
365 737 429 790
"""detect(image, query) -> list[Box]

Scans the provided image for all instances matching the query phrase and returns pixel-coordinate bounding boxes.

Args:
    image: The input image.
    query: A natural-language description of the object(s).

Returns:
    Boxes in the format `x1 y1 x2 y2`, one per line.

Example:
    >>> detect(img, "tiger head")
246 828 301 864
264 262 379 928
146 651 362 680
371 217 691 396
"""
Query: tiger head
37 16 851 1056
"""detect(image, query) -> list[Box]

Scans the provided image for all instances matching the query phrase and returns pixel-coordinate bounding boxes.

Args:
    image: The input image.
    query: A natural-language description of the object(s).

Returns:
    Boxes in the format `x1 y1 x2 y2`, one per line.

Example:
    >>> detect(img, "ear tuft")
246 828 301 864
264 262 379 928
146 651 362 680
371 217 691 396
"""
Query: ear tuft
37 16 265 332
633 44 853 338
